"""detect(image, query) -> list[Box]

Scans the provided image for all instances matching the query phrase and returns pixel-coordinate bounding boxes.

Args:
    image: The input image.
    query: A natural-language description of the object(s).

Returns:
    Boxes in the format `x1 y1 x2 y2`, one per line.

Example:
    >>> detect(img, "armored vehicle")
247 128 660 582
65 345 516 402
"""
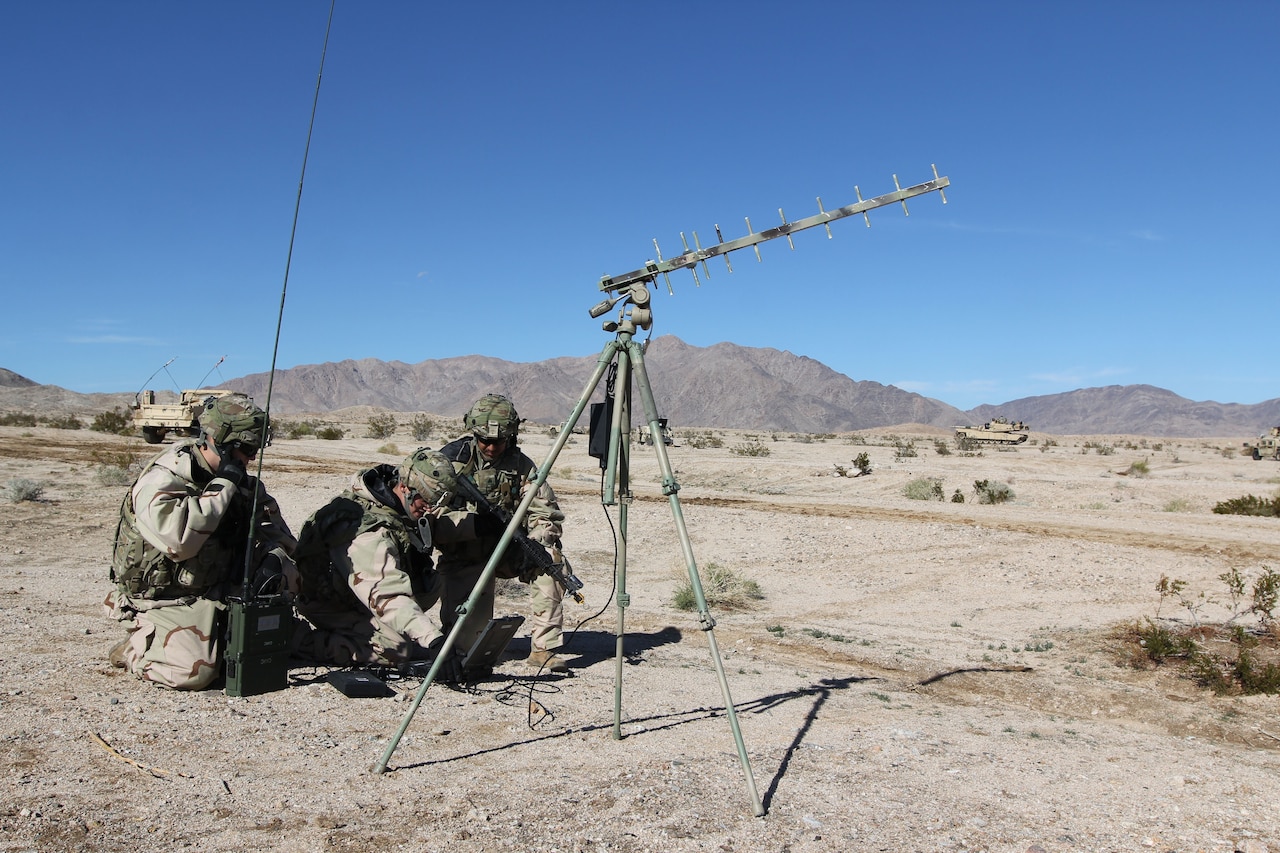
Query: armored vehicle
132 388 233 444
635 418 675 446
955 416 1029 445
1243 427 1280 461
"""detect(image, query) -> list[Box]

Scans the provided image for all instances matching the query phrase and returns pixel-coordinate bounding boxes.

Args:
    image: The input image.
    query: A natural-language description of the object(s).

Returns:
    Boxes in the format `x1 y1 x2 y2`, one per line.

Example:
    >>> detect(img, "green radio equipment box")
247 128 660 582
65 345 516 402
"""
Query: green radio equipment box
224 595 293 697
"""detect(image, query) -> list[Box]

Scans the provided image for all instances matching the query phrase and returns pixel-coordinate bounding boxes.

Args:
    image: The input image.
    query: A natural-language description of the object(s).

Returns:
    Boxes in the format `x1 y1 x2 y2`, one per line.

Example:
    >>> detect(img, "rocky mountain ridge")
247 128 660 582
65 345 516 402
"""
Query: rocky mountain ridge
3 336 1278 437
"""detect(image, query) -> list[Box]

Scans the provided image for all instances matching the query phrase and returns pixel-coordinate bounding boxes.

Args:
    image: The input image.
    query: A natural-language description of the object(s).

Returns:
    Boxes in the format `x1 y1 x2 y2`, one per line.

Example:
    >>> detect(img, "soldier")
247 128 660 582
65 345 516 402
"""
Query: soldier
104 393 296 690
435 394 571 672
290 448 463 675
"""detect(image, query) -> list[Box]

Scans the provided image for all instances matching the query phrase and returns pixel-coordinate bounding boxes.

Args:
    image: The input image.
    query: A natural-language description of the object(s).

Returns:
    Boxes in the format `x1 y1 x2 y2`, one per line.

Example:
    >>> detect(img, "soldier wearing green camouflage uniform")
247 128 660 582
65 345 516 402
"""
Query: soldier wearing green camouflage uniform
290 448 460 669
104 394 296 690
435 394 570 672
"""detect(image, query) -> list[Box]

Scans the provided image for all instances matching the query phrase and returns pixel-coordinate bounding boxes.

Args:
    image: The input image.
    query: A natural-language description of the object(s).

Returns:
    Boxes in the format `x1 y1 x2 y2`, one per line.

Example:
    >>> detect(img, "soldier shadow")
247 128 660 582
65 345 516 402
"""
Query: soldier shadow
503 625 684 669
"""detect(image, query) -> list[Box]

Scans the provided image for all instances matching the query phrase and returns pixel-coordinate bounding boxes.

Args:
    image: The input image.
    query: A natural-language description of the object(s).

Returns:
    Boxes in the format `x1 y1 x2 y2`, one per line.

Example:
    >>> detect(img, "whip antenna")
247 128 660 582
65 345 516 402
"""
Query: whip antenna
240 0 336 599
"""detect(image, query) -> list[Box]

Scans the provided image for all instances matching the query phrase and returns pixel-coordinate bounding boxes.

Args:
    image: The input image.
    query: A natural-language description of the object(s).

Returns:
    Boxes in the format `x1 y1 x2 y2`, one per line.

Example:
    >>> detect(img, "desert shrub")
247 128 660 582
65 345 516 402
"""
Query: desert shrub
955 435 976 452
273 419 318 440
366 414 397 439
973 479 1015 504
951 489 965 503
846 434 868 446
933 439 951 456
892 439 917 459
95 465 134 486
409 414 438 442
376 443 399 456
682 430 723 449
730 439 770 457
672 563 763 612
1212 495 1280 517
792 433 813 444
1118 570 1280 695
0 412 38 427
6 478 45 502
833 452 872 478
1221 446 1237 459
903 477 944 501
43 415 83 430
316 425 345 441
1162 497 1193 513
91 407 134 434
1123 459 1150 477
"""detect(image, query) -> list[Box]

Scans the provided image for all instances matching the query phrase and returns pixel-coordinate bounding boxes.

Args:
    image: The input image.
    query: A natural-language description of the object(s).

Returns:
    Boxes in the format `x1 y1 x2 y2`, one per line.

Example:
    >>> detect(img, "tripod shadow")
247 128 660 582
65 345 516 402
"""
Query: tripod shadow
740 675 872 812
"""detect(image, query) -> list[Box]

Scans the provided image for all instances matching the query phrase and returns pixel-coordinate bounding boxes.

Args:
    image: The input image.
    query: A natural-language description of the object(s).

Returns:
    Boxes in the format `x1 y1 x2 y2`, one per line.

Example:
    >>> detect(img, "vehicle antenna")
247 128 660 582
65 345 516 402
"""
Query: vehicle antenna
196 355 226 389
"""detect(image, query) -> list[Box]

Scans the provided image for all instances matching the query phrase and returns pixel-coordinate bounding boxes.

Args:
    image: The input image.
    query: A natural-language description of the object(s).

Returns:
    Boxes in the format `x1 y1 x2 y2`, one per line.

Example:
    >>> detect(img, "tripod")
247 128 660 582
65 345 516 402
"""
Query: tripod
373 168 951 818
374 282 765 816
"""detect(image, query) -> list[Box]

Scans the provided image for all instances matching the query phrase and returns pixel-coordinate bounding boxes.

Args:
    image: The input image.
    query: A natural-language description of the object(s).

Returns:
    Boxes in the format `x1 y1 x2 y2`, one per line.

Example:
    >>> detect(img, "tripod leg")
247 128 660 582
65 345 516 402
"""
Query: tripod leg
610 350 633 739
624 336 765 817
373 339 621 774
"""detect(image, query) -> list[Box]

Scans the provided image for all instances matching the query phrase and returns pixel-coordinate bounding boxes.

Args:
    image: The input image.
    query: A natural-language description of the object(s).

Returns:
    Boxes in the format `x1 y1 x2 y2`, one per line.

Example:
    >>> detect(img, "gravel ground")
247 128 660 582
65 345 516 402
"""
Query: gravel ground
2 421 1279 852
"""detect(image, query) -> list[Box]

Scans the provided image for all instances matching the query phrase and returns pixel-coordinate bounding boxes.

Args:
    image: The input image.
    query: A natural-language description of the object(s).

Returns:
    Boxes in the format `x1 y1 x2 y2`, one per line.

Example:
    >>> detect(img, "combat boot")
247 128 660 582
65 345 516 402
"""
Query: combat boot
108 638 129 669
525 648 569 673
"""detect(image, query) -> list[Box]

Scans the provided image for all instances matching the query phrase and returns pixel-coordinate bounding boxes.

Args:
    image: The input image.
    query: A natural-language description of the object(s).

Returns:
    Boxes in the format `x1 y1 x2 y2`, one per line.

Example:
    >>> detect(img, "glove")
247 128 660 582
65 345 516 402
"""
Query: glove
473 511 506 539
215 449 247 487
426 637 468 683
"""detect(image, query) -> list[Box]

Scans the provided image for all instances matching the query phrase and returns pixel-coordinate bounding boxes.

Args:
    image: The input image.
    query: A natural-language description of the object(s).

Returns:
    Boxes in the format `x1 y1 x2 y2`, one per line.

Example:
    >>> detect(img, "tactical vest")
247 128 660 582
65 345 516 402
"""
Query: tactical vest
293 491 419 605
109 447 248 599
441 437 523 512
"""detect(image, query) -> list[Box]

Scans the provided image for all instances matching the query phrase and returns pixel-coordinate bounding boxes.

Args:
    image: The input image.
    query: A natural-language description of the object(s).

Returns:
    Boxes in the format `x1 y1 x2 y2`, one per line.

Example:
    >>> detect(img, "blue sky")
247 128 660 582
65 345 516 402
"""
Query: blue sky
2 2 1276 411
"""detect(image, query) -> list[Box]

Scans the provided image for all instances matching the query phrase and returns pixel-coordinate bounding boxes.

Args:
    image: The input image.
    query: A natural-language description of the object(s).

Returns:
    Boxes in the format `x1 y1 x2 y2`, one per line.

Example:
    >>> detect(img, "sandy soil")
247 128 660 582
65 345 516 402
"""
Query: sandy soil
2 419 1279 853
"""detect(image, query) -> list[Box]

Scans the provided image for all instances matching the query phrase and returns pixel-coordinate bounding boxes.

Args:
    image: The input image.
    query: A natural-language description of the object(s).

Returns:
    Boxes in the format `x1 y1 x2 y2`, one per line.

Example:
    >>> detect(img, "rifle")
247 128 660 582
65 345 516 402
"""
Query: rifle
454 474 585 603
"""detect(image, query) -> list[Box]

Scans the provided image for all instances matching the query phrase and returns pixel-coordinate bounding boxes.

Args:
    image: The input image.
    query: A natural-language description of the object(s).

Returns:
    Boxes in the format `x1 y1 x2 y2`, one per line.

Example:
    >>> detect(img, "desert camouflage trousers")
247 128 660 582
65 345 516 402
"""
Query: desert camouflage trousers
527 572 564 652
291 595 442 667
102 589 225 690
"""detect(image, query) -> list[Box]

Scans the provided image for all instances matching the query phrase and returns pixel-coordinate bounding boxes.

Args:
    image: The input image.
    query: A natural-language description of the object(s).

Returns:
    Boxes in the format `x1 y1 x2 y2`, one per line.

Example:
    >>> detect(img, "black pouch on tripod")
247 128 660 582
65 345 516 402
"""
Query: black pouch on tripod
588 399 613 469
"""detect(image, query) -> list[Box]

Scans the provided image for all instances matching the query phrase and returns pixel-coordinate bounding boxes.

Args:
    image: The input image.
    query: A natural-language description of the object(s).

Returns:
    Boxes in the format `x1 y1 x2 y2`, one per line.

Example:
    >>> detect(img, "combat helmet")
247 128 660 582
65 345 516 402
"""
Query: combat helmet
398 448 458 507
200 393 268 450
463 394 520 441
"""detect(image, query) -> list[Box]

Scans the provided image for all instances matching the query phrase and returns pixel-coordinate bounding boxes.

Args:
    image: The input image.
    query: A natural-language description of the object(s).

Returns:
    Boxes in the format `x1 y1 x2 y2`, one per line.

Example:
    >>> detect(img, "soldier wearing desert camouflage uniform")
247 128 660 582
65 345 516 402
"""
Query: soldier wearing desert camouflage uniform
289 448 462 674
104 393 296 690
435 394 570 672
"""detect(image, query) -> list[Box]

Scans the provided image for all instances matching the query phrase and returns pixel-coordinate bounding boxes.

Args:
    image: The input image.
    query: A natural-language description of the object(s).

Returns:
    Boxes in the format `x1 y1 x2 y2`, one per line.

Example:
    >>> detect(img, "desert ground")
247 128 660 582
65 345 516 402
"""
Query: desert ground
2 414 1279 853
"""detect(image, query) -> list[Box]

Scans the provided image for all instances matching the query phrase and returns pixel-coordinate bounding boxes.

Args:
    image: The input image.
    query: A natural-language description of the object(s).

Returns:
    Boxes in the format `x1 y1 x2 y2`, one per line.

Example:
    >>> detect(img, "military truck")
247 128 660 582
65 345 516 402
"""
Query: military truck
954 416 1029 445
131 388 233 444
635 418 675 446
1242 427 1280 461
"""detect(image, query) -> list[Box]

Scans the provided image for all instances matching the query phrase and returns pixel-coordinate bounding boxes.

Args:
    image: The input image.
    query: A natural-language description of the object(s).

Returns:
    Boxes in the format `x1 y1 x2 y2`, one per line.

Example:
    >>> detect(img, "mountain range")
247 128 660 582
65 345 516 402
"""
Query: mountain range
2 337 1277 437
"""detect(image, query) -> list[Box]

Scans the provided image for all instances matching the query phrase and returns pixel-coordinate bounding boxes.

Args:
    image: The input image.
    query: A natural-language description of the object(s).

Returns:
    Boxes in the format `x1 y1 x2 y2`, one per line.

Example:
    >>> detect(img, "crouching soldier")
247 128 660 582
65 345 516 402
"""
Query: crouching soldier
290 448 462 675
104 394 296 690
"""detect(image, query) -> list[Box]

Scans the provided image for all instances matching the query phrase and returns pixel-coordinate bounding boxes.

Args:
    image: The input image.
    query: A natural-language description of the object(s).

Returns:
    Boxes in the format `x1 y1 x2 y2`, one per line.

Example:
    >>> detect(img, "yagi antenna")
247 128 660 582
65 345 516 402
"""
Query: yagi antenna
597 165 949 298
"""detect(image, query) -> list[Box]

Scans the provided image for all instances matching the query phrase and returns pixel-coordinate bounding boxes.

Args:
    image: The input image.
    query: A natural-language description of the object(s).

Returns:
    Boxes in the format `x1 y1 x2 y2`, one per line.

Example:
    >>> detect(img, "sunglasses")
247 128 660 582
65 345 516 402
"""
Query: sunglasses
476 436 507 446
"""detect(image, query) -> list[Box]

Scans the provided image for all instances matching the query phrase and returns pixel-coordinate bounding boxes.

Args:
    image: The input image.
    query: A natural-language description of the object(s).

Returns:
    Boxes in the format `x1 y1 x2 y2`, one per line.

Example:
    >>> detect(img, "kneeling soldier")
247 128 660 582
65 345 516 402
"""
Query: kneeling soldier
104 394 296 690
291 448 460 673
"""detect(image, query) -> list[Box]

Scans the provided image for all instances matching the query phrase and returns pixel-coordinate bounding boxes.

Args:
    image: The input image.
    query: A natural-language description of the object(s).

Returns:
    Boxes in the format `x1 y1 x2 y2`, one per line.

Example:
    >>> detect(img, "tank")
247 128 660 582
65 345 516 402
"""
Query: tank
131 388 233 444
954 416 1029 445
1242 426 1280 461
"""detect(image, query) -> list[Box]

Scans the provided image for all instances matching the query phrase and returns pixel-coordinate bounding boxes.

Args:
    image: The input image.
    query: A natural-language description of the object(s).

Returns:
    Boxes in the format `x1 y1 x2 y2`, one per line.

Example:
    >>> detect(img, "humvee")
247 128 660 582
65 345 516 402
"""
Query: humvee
132 388 233 444
1243 426 1280 461
635 418 675 446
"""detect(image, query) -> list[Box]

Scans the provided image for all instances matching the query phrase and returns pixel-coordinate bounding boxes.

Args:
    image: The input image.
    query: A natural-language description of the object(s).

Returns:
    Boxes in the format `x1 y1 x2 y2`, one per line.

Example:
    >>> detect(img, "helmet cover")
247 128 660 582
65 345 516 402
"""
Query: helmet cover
398 447 458 506
200 393 268 449
463 394 520 440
